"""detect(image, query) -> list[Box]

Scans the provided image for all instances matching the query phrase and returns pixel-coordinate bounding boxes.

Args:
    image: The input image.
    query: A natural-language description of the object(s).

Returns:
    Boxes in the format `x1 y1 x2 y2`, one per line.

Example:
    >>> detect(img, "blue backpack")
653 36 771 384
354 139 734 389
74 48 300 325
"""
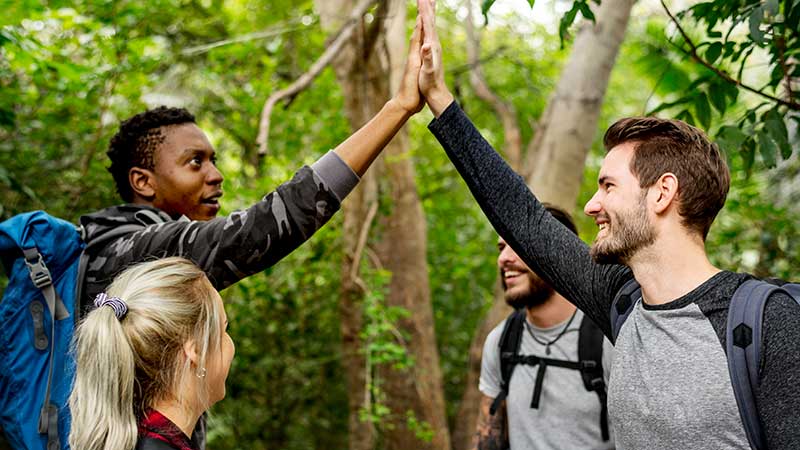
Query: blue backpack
0 211 142 450
610 277 800 450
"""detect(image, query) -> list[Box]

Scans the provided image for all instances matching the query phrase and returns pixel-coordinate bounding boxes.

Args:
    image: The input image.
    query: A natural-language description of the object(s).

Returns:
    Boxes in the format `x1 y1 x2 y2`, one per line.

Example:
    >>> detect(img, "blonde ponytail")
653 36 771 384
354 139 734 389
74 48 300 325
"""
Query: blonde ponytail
69 257 222 450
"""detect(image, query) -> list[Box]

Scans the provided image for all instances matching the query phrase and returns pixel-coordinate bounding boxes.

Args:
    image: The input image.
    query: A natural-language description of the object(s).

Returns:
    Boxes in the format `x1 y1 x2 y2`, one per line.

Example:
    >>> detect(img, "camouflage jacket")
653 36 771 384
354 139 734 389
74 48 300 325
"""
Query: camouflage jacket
78 151 357 311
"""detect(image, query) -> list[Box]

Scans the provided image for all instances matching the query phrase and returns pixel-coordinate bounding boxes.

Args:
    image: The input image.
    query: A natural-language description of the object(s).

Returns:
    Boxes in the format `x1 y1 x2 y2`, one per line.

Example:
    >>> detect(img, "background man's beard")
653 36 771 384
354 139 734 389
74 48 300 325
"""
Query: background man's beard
590 197 656 265
503 272 554 309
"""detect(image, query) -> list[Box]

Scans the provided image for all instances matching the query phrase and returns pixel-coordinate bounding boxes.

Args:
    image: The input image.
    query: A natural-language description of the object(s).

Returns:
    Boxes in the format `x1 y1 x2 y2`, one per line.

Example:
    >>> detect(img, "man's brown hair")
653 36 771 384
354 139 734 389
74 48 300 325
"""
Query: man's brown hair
603 117 730 239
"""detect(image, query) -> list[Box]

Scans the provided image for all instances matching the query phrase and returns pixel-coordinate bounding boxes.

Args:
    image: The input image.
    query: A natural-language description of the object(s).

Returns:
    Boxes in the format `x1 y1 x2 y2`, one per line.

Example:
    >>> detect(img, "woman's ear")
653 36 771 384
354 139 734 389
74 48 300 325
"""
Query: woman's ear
129 167 156 201
183 339 199 367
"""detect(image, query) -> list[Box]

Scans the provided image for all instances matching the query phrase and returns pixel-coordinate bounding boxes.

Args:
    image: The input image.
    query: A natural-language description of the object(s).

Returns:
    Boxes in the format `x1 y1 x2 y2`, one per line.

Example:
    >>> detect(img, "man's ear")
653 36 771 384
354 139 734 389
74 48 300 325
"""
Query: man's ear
129 167 156 201
651 172 679 214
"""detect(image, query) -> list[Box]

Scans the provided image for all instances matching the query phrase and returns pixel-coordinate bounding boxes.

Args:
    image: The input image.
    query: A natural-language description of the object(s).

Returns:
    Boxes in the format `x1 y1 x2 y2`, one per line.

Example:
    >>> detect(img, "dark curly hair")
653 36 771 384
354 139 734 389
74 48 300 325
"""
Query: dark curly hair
107 106 196 202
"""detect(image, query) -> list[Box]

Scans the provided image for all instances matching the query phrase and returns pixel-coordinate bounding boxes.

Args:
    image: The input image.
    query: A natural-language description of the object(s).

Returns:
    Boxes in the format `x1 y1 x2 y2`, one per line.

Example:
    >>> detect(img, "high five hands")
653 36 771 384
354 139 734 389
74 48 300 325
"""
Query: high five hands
417 0 454 117
393 0 454 119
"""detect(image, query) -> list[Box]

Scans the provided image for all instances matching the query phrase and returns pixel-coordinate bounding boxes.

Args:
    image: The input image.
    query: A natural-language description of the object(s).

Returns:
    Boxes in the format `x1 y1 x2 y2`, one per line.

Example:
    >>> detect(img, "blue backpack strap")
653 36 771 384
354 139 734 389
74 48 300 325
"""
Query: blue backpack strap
610 278 640 344
726 279 793 450
22 247 64 450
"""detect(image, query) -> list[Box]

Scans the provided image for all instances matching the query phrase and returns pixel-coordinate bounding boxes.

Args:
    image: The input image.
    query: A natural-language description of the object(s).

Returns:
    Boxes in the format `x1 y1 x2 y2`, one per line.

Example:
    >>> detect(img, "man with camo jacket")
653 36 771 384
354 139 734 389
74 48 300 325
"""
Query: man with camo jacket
78 16 426 310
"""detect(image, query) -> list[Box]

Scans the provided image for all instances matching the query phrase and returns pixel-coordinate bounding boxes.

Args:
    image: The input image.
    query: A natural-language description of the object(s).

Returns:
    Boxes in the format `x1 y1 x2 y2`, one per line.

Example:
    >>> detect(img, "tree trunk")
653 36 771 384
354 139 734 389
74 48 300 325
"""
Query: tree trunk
526 0 635 202
317 2 450 449
451 1 635 449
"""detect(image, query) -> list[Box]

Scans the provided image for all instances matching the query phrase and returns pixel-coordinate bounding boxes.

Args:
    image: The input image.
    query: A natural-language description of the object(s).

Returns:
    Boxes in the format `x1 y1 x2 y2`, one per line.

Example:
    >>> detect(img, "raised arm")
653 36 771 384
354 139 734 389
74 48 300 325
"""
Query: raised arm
416 0 630 336
333 15 424 176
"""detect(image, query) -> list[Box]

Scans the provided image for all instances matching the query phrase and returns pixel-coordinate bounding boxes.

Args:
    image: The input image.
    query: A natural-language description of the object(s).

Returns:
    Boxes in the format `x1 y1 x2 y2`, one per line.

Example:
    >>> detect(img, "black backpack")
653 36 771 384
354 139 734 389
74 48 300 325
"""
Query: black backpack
610 277 800 450
490 309 610 442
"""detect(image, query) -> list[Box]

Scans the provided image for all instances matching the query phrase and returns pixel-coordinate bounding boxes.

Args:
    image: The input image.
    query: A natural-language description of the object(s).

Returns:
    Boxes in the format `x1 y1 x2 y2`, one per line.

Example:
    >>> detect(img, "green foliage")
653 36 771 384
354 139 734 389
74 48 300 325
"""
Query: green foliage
3 1 798 449
653 0 800 169
481 0 600 45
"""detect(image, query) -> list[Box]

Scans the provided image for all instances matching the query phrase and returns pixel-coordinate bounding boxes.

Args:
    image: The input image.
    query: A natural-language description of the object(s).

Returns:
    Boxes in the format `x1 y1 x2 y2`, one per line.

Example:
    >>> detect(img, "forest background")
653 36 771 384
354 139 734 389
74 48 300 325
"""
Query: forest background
1 0 798 449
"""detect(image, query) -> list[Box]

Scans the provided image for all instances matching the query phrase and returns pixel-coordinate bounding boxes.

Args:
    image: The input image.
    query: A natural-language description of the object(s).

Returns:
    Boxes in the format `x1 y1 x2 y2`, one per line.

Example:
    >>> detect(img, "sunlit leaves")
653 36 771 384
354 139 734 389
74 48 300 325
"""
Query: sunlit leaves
647 0 800 168
481 0 599 45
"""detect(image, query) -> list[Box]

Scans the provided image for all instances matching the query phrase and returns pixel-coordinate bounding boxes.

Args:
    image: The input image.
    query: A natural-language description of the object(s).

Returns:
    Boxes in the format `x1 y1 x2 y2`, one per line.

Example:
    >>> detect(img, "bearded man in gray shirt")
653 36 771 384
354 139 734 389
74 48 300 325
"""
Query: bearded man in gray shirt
477 205 614 450
413 1 800 449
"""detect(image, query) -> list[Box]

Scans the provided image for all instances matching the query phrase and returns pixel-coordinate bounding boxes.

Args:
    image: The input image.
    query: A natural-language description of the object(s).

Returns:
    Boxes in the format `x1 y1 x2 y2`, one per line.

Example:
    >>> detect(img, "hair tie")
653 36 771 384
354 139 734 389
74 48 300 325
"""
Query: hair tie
93 292 128 320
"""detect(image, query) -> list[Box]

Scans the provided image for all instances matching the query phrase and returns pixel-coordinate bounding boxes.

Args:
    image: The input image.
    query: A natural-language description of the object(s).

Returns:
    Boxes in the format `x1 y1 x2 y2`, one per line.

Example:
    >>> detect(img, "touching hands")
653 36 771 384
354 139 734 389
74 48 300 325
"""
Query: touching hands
393 0 453 118
394 16 426 115
418 0 453 117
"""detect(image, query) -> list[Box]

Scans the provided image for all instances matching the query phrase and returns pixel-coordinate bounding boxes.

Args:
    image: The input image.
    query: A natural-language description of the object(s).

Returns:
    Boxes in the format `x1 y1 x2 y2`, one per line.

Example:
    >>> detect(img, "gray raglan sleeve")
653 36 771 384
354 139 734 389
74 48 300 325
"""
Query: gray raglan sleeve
122 151 358 290
428 102 631 338
758 292 800 449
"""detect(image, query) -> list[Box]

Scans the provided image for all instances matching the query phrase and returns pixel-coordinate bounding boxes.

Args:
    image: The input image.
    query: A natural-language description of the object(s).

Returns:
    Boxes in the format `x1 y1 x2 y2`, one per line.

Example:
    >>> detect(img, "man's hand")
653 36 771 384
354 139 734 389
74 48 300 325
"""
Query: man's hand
418 0 454 117
392 16 425 115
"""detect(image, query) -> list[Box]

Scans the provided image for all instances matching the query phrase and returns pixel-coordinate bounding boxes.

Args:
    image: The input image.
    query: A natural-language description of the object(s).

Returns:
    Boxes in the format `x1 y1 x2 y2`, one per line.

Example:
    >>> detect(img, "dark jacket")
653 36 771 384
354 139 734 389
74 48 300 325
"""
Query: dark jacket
78 152 357 311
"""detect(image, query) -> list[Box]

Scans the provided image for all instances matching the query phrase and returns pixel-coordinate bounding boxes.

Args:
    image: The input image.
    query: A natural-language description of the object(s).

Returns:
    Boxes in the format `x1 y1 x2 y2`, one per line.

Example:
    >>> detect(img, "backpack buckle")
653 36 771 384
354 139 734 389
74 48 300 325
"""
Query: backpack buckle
24 253 52 289
589 376 605 390
581 360 598 370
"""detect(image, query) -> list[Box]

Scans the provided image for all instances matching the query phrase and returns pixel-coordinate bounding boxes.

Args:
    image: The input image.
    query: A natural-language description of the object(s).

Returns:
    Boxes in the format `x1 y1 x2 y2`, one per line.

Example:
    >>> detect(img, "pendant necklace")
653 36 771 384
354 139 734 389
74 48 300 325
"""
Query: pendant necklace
524 310 578 355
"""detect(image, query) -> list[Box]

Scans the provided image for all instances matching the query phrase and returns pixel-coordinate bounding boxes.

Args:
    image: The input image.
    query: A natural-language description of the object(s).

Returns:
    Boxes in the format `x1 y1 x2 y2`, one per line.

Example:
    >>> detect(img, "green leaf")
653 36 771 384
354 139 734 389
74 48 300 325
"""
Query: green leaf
763 109 792 160
705 42 723 64
527 0 536 7
481 0 496 23
677 109 695 126
764 0 779 16
578 2 595 22
558 4 580 47
716 125 748 155
788 0 800 32
647 96 692 115
694 93 712 129
742 137 756 173
756 130 778 168
749 6 765 44
0 108 14 127
708 83 727 114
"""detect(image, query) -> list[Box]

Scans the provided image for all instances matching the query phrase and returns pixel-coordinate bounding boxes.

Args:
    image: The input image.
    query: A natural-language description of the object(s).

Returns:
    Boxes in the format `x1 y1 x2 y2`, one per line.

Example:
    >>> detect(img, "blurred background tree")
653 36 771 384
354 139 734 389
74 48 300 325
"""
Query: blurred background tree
1 0 797 449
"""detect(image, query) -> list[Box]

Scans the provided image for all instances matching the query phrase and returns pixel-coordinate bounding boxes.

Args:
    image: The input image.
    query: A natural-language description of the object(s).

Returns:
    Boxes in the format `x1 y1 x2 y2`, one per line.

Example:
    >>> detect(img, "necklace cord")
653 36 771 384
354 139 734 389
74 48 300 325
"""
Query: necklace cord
524 310 578 353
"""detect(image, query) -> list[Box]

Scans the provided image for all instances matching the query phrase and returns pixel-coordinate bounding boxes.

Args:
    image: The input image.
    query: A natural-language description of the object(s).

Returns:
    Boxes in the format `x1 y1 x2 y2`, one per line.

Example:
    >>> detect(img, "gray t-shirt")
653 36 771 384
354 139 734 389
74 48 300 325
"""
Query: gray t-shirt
480 310 615 450
429 103 800 450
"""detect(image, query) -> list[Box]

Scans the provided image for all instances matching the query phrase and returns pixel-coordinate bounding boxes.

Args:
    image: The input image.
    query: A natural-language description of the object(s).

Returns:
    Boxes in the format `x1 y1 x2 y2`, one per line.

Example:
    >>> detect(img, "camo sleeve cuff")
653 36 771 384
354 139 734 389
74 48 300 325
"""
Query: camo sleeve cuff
311 151 360 202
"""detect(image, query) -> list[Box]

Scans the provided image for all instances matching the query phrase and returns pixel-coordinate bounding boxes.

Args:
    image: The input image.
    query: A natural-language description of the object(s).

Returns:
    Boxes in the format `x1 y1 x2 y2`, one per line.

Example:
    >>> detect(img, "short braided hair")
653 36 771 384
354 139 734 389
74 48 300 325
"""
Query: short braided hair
107 106 196 201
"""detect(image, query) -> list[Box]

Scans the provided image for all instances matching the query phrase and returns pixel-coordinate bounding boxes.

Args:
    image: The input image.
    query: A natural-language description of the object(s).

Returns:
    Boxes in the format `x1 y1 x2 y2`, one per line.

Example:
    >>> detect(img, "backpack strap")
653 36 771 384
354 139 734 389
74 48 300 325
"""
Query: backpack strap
21 248 63 450
610 278 640 343
490 309 526 415
578 315 609 442
726 279 798 450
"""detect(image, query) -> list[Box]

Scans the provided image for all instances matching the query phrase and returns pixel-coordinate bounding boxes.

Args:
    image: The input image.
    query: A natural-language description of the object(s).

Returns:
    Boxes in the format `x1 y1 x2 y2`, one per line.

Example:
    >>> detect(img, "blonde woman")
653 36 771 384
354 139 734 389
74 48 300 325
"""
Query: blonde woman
69 257 234 450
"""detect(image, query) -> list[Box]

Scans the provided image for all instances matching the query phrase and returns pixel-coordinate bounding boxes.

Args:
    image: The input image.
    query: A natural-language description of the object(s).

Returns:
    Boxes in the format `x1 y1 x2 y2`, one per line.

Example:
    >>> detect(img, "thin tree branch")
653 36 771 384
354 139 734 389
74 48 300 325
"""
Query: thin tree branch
464 0 523 170
256 0 379 158
349 200 380 289
775 32 795 102
449 46 508 75
661 0 800 111
181 21 313 56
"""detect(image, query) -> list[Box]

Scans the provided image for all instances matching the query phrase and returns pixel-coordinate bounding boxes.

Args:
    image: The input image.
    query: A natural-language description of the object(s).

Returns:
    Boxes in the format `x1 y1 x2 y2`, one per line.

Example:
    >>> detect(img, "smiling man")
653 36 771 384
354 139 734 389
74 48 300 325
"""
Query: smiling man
476 205 614 450
415 0 800 448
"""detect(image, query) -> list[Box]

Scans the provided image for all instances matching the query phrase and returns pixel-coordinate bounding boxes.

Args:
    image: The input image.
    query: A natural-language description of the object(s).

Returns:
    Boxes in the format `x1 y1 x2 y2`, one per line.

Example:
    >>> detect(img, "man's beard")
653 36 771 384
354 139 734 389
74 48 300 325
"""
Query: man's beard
502 270 554 310
590 192 656 264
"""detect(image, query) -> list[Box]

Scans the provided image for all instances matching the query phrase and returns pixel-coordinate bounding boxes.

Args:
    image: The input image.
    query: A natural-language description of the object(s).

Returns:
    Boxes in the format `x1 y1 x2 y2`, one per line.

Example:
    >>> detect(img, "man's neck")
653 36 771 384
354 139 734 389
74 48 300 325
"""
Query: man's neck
628 232 721 306
526 293 577 328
